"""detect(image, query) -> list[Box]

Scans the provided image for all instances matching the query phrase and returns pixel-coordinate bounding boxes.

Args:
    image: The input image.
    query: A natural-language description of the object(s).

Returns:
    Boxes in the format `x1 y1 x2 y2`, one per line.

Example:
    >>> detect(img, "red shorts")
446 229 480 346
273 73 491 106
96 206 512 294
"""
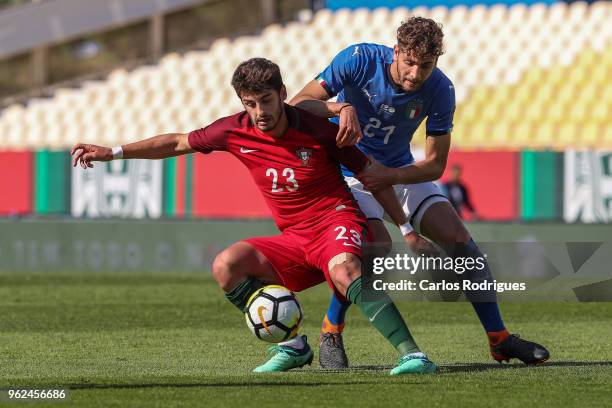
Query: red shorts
244 216 368 297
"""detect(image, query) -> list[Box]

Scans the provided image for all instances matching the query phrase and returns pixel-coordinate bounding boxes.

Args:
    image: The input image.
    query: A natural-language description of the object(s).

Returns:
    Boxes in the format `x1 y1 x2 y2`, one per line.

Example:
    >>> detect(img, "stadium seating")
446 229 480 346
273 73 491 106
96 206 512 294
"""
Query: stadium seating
325 0 559 9
0 1 610 150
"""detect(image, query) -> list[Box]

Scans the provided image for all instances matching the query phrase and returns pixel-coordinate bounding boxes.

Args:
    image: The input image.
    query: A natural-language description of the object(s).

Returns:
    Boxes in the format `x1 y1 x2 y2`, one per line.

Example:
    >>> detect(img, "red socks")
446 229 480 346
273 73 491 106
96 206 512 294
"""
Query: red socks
487 329 510 346
321 315 345 334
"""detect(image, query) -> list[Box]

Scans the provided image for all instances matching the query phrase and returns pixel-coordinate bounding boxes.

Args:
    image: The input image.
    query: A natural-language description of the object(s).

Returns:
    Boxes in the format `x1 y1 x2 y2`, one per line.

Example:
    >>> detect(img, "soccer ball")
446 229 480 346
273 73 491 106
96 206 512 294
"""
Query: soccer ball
245 285 303 343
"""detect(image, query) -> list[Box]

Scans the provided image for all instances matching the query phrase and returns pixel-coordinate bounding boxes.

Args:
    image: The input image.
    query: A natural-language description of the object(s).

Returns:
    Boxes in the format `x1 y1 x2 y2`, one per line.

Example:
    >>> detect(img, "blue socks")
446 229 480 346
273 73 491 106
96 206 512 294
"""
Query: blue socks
455 239 506 332
321 293 351 333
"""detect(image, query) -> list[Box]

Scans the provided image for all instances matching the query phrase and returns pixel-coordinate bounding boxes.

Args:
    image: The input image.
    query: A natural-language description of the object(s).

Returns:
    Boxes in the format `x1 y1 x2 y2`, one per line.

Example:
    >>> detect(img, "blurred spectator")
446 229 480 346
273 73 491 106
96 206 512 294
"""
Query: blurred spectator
442 164 479 220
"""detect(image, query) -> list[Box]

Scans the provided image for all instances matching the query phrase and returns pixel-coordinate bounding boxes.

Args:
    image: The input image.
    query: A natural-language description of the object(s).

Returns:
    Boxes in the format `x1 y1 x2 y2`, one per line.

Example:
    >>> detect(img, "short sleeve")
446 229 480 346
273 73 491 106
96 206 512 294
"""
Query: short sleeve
316 44 365 98
188 118 230 153
426 81 456 136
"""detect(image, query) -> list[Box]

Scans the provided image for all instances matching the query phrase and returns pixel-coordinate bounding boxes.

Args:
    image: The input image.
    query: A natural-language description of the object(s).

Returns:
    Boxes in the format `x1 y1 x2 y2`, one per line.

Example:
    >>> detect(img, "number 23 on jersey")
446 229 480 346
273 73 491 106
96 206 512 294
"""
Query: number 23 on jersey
266 167 299 192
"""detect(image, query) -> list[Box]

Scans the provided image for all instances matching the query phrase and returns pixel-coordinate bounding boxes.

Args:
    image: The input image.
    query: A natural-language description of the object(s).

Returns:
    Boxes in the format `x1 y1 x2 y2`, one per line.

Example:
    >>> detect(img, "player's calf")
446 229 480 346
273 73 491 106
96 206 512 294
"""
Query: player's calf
329 258 436 374
213 241 279 312
212 248 247 293
345 277 436 374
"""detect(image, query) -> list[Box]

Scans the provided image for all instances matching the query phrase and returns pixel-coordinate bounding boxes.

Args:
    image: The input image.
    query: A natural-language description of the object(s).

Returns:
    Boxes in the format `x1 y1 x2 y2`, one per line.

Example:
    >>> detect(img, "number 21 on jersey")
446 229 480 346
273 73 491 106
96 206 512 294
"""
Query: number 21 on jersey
363 117 396 144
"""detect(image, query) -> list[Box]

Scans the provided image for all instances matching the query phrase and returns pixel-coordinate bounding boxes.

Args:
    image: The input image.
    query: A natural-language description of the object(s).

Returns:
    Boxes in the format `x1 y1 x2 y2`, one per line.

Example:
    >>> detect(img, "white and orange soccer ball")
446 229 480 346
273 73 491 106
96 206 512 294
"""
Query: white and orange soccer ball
245 285 303 343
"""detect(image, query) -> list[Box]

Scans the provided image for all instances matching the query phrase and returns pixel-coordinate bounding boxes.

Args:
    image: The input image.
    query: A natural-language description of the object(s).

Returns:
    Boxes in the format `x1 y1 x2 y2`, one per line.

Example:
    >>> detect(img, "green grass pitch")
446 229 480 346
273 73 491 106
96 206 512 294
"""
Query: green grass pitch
0 272 610 407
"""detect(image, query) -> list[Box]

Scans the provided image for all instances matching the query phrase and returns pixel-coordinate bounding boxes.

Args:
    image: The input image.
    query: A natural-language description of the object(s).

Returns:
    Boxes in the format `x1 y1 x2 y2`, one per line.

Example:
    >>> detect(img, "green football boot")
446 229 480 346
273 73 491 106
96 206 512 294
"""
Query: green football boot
253 335 314 373
389 352 437 375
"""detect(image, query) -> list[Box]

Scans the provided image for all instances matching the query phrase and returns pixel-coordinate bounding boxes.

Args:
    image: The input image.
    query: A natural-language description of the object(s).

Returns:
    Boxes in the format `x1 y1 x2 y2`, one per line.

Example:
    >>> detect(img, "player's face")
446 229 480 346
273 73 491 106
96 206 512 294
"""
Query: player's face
240 87 287 132
393 46 437 92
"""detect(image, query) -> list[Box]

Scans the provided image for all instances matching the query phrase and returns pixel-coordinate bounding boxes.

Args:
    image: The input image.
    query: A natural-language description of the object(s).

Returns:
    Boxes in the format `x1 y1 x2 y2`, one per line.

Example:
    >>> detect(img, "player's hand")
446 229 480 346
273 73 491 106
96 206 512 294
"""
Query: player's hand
70 143 112 169
336 104 362 148
357 156 397 192
403 231 440 257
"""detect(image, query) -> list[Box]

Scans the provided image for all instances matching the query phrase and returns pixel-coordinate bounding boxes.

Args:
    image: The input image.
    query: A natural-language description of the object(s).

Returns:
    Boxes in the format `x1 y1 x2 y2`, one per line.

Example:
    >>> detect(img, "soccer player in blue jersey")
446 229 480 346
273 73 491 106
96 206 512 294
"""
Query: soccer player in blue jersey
290 17 549 368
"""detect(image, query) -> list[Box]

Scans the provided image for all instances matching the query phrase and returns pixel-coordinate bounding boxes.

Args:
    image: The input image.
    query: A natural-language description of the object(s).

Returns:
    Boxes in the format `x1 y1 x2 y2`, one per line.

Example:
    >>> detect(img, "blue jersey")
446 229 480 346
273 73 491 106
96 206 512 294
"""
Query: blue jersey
316 43 455 175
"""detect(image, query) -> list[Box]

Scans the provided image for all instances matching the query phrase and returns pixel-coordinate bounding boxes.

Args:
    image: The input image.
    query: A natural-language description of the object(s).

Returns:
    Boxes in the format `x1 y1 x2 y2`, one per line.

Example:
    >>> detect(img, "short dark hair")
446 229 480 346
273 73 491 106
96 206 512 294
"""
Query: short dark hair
231 58 284 97
397 17 444 59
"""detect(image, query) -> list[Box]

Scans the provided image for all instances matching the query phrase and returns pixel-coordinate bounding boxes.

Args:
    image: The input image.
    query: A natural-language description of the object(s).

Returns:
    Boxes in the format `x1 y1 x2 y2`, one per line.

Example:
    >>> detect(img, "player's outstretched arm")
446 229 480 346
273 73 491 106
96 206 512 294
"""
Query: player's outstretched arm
396 133 450 184
359 134 451 191
71 133 194 169
371 187 408 228
353 157 407 228
337 146 406 227
290 80 362 148
290 80 340 117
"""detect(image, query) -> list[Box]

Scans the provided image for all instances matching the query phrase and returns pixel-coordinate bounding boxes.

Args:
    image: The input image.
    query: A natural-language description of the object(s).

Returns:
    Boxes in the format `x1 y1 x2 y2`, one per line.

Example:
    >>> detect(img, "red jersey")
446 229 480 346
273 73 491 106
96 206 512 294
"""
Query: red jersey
188 105 369 231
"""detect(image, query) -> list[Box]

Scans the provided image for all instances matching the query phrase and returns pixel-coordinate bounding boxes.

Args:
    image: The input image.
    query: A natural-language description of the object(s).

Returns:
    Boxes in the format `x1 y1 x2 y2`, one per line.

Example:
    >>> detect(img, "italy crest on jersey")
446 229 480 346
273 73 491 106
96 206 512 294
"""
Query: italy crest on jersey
405 99 423 120
296 147 313 166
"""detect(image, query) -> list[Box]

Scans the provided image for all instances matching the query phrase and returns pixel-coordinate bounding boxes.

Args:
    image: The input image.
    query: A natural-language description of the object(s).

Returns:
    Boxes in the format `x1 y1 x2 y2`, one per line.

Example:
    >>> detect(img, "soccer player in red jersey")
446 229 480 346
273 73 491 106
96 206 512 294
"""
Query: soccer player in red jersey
71 58 436 375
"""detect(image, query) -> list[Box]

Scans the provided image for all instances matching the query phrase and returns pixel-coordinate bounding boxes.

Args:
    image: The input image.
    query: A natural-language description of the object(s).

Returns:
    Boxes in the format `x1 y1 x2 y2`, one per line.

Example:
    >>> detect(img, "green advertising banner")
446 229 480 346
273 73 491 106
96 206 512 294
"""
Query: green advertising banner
520 150 563 221
34 150 71 215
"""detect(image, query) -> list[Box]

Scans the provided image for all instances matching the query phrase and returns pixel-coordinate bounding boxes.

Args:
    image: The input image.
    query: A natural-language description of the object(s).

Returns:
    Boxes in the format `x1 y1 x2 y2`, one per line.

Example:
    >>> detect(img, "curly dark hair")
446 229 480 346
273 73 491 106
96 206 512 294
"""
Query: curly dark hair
231 58 284 97
396 17 444 58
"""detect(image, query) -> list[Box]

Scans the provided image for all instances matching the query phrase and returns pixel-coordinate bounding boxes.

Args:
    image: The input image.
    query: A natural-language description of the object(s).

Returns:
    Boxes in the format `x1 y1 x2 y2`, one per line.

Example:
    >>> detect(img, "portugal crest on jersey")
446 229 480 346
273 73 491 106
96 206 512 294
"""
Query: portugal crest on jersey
405 99 423 120
295 147 313 166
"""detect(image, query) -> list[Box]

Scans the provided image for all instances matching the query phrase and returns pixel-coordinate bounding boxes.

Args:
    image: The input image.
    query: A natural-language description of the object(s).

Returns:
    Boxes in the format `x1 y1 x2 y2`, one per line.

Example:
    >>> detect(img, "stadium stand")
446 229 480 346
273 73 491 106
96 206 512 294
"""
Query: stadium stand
325 0 559 8
0 1 610 150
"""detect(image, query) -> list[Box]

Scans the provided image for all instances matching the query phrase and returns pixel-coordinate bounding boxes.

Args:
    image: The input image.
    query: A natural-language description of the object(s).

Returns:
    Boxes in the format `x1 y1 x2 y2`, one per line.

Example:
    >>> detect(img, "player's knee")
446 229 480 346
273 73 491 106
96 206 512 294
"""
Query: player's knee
423 204 471 246
436 222 471 247
211 252 231 290
212 249 247 291
328 254 362 296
